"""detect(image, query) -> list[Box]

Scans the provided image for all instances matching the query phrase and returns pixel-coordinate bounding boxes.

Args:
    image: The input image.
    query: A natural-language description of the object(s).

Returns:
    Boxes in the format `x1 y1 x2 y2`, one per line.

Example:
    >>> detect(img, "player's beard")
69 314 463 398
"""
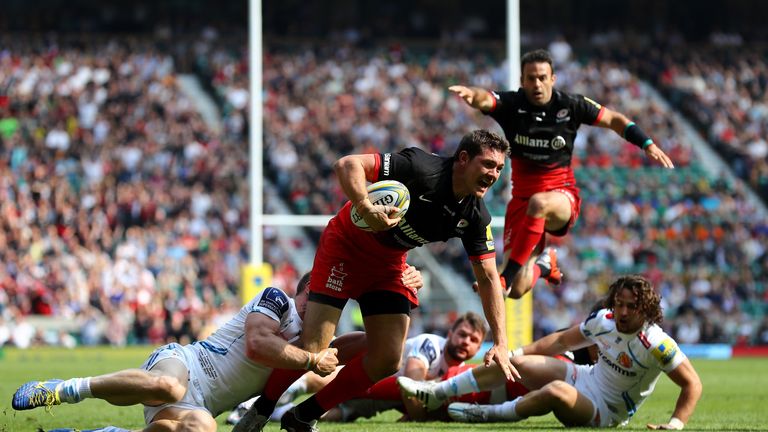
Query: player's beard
445 343 470 363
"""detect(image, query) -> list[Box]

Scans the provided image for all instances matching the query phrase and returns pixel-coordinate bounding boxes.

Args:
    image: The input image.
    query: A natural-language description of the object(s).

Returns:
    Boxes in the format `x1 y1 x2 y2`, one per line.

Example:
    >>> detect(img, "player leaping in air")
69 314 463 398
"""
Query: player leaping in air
450 49 674 299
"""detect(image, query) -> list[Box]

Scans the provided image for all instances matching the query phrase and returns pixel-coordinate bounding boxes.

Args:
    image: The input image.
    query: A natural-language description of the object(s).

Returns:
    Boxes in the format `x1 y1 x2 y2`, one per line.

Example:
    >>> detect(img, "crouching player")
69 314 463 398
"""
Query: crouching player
400 275 702 430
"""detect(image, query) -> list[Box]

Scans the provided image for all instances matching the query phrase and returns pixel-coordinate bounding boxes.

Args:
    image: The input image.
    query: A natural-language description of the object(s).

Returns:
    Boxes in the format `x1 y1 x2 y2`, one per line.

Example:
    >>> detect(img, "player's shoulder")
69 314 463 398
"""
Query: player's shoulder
581 308 615 336
640 323 684 366
248 286 292 318
397 146 445 163
408 332 445 347
556 89 602 111
410 333 444 364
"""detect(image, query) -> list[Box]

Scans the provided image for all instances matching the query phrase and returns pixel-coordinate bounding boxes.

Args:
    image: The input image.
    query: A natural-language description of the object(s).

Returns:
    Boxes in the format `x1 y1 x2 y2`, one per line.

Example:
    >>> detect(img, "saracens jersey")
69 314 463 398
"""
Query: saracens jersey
485 89 604 198
579 308 686 420
360 147 496 261
184 287 302 416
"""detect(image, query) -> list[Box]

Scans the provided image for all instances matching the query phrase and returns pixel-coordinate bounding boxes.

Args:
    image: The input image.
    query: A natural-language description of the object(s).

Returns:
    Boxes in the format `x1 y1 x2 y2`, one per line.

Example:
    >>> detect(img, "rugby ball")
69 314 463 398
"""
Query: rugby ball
350 180 410 231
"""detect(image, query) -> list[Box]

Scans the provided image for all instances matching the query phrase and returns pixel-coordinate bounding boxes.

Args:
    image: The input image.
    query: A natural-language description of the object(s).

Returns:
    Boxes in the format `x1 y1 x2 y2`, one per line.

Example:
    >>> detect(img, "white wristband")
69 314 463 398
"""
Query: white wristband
668 417 684 430
305 352 316 370
509 347 524 358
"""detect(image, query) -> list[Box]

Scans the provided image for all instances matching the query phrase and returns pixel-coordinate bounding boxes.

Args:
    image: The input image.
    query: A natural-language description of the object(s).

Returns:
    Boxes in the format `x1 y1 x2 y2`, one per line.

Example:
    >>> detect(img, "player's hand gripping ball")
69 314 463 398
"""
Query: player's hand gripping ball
351 180 410 231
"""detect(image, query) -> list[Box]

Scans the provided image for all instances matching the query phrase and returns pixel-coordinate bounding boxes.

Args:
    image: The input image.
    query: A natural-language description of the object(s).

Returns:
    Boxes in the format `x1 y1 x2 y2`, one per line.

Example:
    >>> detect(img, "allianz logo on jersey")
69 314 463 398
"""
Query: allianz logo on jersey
396 218 429 245
514 134 566 150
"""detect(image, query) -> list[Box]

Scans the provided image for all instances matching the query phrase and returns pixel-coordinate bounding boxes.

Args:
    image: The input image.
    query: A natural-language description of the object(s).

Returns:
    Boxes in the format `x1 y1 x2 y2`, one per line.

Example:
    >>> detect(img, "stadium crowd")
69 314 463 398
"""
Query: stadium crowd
0 36 300 349
205 38 768 345
634 44 768 204
0 32 767 353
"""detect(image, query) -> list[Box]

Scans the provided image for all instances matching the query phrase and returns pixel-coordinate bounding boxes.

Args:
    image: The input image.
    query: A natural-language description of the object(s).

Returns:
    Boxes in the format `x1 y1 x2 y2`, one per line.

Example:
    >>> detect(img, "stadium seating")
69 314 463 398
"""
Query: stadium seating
1 33 766 349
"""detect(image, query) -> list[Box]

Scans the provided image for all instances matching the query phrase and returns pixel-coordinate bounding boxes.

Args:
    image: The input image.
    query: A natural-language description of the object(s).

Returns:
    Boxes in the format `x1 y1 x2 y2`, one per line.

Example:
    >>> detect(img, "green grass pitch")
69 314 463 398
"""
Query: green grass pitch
1 346 766 431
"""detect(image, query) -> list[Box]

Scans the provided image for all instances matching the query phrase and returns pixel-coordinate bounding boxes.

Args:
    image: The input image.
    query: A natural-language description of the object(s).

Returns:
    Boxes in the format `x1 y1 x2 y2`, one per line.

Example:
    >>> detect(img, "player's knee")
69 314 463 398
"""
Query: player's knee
527 194 549 216
541 380 573 404
151 375 186 402
177 410 217 432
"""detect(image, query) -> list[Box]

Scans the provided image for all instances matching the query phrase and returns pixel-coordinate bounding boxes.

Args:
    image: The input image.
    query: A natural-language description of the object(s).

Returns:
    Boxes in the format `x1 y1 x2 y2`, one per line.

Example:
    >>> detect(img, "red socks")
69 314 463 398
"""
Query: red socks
314 354 375 411
264 368 306 401
364 375 401 400
507 214 545 268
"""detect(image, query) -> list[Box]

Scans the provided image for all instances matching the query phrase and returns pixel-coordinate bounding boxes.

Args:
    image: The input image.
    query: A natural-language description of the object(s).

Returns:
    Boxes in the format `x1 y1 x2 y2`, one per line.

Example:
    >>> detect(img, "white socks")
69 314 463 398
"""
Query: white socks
436 369 481 400
491 397 523 421
59 377 92 403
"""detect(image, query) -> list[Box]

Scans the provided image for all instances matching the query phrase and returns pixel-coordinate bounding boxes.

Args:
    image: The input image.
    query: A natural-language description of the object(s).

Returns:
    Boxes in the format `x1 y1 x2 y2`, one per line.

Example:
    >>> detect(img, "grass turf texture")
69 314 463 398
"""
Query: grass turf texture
1 346 766 431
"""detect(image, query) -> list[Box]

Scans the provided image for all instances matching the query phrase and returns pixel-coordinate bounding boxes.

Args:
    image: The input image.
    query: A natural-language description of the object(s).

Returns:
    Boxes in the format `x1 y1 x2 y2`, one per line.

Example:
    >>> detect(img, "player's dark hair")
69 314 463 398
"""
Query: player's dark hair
296 272 311 296
454 129 510 159
451 311 488 339
521 49 554 74
605 275 663 326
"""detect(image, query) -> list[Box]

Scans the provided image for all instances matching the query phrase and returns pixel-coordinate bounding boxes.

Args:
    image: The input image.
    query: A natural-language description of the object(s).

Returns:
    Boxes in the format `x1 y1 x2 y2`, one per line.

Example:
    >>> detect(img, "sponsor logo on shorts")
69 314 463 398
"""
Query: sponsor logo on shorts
326 263 347 292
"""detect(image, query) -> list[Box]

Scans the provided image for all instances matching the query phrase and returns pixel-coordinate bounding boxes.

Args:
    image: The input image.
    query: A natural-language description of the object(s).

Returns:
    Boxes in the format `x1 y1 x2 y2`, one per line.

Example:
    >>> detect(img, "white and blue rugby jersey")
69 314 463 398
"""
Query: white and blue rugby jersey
400 333 452 379
187 287 302 416
579 308 686 420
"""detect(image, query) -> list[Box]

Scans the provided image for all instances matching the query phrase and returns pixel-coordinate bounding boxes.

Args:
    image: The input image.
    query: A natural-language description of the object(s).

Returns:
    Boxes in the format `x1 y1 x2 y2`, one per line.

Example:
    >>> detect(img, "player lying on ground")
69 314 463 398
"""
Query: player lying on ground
400 275 702 430
228 311 486 425
10 267 422 432
323 312 487 422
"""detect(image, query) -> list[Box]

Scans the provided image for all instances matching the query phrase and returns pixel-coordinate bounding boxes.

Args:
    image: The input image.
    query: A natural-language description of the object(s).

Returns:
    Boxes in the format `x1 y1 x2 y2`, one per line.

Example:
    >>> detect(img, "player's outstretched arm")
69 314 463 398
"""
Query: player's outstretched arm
471 258 519 381
647 359 702 430
245 313 339 375
448 85 496 112
596 108 675 169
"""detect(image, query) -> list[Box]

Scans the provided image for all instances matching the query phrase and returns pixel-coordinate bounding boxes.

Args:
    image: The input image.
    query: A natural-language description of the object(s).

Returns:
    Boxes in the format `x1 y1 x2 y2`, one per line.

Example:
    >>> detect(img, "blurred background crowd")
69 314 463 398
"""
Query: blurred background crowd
0 0 767 350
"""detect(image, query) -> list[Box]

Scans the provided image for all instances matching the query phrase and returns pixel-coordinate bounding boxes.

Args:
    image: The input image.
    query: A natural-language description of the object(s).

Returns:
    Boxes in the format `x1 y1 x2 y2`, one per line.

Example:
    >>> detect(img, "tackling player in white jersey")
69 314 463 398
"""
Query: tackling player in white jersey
399 275 702 430
228 311 486 425
10 273 340 432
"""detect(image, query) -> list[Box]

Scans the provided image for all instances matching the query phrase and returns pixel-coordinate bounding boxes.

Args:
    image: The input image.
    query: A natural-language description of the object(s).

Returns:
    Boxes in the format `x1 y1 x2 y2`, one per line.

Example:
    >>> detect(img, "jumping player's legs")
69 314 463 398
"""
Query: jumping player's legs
504 190 573 298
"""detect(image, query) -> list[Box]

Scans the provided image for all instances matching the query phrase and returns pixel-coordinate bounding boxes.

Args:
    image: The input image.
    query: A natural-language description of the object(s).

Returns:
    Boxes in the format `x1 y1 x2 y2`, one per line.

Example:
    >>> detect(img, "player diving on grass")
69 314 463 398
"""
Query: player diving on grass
399 275 702 430
10 267 422 432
